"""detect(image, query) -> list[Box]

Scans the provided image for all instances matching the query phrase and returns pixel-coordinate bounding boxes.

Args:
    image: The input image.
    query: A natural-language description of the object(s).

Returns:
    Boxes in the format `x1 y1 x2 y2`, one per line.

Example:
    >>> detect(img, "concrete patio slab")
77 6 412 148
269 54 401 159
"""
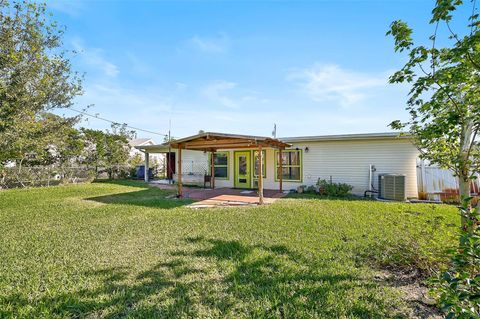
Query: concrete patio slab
148 182 286 208
187 194 277 208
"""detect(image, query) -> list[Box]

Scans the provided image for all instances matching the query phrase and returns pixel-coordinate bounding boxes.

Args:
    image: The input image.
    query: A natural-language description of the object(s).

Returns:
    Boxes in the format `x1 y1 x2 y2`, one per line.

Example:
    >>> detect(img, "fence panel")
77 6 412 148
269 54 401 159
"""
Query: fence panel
417 160 480 202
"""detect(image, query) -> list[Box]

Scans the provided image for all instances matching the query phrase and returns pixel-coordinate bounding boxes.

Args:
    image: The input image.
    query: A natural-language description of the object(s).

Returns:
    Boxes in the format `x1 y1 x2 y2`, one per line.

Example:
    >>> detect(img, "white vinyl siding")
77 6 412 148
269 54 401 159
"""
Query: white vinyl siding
288 139 419 198
172 138 419 198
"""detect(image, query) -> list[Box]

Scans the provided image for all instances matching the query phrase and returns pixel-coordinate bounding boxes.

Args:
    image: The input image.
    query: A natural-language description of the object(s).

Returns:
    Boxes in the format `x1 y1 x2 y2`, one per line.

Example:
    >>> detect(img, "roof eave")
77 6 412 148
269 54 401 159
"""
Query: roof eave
168 131 291 150
280 132 411 143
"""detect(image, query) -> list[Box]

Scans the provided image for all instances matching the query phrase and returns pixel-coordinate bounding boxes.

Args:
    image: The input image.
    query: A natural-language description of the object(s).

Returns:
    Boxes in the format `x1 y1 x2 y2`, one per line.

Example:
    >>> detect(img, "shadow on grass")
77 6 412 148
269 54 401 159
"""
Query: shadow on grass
92 179 152 188
2 238 406 318
86 182 192 209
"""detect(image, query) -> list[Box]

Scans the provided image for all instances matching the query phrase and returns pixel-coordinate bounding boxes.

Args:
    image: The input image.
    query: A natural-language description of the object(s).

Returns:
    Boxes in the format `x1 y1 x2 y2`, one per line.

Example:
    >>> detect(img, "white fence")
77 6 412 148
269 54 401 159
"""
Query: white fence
417 160 480 201
0 165 97 189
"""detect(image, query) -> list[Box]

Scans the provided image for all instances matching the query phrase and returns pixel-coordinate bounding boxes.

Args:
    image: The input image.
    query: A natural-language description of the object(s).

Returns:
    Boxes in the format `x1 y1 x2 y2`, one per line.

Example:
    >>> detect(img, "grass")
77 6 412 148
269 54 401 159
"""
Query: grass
0 180 459 318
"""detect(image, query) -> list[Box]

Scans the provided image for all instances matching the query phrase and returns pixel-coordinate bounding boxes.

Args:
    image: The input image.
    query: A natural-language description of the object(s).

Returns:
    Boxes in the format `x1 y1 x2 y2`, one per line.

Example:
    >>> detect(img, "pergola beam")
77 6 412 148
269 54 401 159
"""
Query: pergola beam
169 132 291 150
184 139 258 147
181 142 288 152
184 144 267 151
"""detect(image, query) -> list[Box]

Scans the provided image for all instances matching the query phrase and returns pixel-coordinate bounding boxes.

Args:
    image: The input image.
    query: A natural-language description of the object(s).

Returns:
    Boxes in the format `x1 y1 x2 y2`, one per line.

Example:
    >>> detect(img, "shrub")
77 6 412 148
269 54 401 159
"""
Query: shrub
430 199 480 318
316 178 353 197
305 185 317 194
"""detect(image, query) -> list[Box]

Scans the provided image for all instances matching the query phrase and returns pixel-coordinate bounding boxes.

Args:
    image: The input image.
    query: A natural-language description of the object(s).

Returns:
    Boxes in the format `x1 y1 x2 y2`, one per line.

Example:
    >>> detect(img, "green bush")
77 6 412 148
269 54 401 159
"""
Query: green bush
305 185 317 194
430 199 480 318
316 178 353 197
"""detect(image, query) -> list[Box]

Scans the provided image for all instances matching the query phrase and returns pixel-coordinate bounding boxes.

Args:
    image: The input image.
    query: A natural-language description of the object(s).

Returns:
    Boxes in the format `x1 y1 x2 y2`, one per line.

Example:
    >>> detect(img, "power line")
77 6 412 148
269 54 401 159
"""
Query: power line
68 107 168 137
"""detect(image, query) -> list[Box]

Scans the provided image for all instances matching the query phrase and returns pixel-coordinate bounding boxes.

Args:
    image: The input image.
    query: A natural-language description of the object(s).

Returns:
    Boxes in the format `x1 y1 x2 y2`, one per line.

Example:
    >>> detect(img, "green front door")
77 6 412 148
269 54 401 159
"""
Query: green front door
234 151 251 188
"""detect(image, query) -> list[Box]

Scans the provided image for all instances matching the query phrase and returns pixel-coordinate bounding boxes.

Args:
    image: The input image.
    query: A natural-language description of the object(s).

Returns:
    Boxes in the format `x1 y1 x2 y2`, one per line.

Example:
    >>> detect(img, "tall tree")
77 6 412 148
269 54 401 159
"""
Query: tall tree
388 0 480 229
103 124 134 179
0 0 82 153
81 124 135 179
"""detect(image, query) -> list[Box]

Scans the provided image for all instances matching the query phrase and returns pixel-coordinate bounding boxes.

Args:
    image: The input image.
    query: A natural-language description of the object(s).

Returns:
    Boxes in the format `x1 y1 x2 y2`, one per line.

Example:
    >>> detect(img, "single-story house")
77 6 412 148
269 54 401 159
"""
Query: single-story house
129 138 164 164
135 131 419 200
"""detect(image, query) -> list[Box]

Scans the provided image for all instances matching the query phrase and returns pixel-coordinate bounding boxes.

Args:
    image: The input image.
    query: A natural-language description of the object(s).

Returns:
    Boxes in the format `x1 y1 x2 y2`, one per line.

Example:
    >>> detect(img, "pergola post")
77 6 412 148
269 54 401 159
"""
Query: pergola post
279 148 283 193
177 145 183 197
211 150 215 189
258 145 264 205
144 152 150 183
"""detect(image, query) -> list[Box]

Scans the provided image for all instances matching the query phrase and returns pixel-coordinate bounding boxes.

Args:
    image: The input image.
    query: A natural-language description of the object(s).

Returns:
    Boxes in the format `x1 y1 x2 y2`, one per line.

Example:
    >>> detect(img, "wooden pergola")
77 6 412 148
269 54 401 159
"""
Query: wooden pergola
168 132 291 204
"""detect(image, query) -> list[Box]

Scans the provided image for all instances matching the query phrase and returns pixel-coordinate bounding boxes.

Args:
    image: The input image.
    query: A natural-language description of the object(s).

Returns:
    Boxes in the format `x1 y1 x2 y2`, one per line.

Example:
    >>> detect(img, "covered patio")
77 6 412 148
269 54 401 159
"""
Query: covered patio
139 132 291 205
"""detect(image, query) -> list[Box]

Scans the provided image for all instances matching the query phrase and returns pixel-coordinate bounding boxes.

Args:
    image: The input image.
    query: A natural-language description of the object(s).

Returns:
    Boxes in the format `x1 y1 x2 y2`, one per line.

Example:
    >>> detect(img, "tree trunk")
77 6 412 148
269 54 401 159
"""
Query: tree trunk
459 176 471 228
459 119 474 230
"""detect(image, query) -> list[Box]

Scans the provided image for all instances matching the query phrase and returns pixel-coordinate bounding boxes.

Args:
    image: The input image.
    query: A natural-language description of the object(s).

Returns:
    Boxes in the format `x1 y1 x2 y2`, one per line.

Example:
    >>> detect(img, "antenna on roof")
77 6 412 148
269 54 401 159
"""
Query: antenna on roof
272 123 277 138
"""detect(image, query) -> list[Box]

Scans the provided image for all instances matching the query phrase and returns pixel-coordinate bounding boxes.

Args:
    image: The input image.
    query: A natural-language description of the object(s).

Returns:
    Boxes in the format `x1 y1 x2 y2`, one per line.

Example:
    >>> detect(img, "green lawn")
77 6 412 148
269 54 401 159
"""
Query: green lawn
0 181 459 318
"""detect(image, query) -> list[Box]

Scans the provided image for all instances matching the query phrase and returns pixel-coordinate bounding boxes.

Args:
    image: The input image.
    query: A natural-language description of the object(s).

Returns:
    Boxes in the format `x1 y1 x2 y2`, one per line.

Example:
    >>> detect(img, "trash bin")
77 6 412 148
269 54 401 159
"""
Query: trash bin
136 165 154 180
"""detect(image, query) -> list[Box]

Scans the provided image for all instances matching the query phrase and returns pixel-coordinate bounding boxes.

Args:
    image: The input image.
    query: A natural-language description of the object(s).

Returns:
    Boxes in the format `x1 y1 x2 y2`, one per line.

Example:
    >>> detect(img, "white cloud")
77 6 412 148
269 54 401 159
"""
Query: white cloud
200 81 270 109
289 64 388 107
188 33 230 53
72 39 119 77
47 0 84 17
201 80 238 108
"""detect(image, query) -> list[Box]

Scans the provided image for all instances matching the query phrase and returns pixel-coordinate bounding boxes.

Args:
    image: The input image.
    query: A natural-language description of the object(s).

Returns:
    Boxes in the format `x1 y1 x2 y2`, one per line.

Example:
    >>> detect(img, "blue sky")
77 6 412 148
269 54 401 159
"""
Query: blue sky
48 0 465 140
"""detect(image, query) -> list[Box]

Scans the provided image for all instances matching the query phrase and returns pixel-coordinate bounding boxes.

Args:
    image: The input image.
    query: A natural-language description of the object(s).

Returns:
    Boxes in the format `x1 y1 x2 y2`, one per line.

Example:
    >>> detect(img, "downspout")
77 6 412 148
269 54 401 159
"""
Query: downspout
364 164 378 198
368 164 372 192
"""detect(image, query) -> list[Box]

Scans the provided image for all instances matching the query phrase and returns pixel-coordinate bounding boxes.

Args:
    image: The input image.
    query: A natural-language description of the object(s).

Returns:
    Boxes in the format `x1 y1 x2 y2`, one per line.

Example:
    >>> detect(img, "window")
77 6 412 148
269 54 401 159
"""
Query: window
275 150 302 182
253 150 266 178
211 152 229 179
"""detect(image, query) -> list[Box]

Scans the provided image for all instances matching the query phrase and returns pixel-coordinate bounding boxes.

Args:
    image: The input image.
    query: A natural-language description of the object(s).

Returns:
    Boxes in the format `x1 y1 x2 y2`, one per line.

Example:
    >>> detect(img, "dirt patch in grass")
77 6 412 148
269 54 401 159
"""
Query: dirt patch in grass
374 268 442 319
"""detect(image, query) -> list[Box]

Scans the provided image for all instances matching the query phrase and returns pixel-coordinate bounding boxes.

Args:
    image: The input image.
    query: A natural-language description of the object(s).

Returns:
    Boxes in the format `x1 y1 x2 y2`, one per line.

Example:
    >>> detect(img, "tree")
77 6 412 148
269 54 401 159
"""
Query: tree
0 112 83 166
81 124 135 179
387 0 480 230
388 1 480 316
0 0 82 161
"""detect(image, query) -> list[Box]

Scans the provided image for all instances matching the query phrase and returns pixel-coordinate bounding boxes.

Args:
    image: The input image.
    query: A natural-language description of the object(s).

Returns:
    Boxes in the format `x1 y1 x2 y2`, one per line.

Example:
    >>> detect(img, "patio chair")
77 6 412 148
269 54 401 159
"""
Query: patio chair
204 174 213 188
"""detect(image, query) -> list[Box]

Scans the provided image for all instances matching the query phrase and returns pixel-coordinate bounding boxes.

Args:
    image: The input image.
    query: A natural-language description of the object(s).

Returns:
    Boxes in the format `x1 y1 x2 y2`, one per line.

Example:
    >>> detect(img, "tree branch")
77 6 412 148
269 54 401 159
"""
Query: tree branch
417 62 431 77
432 20 440 76
433 80 463 114
446 20 480 70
